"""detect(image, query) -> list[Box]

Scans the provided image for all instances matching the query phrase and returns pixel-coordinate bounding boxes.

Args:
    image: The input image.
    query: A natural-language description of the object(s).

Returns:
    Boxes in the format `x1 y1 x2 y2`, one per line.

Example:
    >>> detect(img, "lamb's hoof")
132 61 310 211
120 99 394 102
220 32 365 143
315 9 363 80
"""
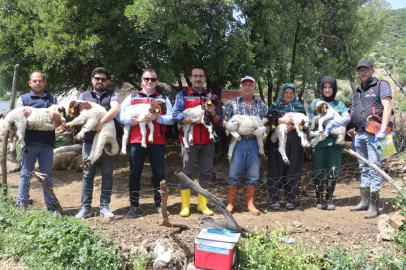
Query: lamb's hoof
141 143 147 148
305 144 311 148
80 163 90 169
22 146 28 154
120 151 127 156
73 135 81 141
210 137 216 143
228 157 232 162
188 139 194 145
284 159 290 166
185 147 190 153
148 138 154 143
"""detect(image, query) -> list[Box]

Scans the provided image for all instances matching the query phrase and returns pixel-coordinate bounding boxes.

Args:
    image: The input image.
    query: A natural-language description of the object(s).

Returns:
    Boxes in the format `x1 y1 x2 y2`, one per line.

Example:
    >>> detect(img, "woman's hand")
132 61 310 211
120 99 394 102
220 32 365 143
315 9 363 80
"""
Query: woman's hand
278 116 294 125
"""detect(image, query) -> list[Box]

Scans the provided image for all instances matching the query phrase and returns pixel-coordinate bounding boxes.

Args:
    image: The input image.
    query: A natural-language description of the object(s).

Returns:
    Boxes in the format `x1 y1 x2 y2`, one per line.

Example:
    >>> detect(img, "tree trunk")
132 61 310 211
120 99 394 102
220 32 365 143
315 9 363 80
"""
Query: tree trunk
177 79 183 92
257 80 265 102
339 30 357 91
267 79 273 106
289 22 301 82
273 81 281 101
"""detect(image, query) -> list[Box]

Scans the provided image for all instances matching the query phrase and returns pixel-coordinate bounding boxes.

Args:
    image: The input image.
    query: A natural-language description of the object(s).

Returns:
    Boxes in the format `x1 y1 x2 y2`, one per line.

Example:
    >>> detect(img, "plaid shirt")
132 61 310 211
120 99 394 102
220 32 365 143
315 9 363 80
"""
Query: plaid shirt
223 96 268 121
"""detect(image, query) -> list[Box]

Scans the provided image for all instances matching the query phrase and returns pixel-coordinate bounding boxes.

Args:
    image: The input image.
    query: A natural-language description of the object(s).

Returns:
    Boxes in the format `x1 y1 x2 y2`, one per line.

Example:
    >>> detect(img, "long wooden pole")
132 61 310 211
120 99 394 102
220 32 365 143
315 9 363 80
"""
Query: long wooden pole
344 149 406 200
33 171 65 215
1 64 19 194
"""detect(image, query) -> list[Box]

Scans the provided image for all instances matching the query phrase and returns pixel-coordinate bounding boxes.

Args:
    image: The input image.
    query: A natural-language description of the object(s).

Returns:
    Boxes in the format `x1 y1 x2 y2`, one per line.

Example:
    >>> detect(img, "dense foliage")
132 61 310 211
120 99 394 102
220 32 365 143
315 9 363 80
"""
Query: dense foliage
0 0 390 99
0 194 124 270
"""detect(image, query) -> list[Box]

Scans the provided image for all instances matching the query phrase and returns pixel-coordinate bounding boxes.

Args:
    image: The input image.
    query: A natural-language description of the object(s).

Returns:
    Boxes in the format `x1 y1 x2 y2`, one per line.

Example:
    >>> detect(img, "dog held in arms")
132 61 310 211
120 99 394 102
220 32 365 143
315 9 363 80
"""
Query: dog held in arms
308 101 346 146
64 100 119 167
120 99 167 154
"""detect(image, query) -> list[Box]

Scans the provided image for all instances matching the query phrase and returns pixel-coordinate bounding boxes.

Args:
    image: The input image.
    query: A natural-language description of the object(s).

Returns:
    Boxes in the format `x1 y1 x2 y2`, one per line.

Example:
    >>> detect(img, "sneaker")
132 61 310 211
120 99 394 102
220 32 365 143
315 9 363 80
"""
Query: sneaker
100 208 115 219
126 206 141 219
75 207 92 219
155 206 170 215
47 204 60 214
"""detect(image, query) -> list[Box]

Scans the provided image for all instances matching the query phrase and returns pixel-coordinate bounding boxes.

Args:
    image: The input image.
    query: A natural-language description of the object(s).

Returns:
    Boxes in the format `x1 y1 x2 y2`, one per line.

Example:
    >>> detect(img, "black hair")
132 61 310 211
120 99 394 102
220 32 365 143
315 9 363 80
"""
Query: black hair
142 68 158 79
91 67 109 79
190 67 205 76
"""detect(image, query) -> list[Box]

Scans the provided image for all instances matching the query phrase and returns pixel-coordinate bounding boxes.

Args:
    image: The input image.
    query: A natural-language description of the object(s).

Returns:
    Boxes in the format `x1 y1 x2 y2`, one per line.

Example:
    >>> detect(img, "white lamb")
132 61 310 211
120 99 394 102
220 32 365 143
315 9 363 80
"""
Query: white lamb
179 95 220 152
120 99 167 154
271 112 310 165
64 100 119 167
54 144 82 155
3 105 66 154
226 115 274 161
308 101 346 146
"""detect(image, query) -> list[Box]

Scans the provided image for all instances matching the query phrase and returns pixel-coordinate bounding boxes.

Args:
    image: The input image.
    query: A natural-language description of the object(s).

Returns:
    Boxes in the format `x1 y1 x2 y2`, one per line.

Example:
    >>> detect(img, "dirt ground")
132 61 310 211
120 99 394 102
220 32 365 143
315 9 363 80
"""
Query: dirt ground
4 139 405 268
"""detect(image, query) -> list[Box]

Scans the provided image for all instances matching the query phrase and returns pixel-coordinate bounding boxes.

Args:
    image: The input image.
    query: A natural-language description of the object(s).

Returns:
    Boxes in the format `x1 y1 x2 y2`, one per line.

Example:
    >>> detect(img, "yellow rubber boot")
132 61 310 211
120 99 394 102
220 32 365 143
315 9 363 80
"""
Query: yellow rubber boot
197 190 214 216
179 189 190 217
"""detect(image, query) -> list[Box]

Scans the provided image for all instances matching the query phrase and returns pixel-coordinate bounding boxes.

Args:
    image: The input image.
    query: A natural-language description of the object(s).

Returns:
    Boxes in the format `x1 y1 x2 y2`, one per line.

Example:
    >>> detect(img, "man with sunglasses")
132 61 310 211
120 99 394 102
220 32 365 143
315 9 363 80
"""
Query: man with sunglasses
75 67 120 219
350 60 392 219
15 72 63 213
172 67 222 217
116 68 174 219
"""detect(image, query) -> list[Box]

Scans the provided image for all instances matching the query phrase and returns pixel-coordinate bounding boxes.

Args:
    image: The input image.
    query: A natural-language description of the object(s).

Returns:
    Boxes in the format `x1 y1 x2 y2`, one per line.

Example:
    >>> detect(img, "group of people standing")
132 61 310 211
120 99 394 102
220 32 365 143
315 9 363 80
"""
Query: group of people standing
15 59 391 220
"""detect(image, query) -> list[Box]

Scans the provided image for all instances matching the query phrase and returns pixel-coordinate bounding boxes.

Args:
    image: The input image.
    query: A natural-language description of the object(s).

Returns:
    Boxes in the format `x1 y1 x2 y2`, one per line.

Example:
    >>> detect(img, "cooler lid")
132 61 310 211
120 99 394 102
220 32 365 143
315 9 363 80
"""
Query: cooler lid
196 229 241 244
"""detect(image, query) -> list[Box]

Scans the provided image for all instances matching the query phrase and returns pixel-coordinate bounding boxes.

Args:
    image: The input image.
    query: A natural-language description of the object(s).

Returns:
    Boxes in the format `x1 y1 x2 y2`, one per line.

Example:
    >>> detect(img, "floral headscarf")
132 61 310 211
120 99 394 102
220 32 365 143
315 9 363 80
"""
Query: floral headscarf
270 83 305 113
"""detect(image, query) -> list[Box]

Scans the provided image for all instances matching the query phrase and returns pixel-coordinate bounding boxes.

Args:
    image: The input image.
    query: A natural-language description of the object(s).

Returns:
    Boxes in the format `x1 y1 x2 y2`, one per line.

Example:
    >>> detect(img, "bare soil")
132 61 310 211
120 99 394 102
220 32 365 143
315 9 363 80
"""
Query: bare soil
4 139 404 268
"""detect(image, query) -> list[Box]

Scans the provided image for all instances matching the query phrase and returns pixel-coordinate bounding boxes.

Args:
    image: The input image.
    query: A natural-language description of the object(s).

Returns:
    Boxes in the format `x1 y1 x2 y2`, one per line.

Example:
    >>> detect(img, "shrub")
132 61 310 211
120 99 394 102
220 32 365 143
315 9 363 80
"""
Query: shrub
0 194 123 270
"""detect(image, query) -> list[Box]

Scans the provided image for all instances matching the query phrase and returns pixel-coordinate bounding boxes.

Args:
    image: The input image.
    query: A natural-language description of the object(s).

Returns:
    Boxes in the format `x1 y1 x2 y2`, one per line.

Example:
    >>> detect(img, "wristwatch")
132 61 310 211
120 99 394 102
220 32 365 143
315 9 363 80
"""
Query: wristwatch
192 119 196 125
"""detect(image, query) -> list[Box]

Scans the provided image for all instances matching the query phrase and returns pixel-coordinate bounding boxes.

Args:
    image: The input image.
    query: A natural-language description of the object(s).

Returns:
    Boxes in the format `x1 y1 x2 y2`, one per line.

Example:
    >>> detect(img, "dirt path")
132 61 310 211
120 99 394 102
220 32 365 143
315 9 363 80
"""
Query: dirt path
4 140 403 267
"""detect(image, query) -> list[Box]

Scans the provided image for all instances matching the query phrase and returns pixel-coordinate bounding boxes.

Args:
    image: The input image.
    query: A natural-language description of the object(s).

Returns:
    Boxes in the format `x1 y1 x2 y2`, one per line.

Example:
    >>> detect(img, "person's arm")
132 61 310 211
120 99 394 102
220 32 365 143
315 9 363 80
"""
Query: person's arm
172 93 189 123
115 95 134 125
156 96 175 125
380 97 392 131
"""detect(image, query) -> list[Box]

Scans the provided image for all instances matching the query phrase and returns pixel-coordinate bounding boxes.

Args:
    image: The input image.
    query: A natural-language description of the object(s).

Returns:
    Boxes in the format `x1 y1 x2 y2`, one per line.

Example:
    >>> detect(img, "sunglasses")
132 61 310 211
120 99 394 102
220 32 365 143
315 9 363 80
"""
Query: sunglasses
143 77 158 82
94 77 108 82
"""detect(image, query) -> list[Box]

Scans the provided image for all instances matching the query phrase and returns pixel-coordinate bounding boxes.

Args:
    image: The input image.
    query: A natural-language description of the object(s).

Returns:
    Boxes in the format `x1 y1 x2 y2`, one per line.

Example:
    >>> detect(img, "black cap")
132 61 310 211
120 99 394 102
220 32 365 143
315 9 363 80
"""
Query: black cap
357 60 373 69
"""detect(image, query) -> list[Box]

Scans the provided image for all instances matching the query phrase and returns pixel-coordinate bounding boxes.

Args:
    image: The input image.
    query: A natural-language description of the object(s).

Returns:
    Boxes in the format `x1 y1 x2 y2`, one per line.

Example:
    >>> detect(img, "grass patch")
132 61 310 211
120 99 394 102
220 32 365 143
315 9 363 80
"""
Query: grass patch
0 193 124 270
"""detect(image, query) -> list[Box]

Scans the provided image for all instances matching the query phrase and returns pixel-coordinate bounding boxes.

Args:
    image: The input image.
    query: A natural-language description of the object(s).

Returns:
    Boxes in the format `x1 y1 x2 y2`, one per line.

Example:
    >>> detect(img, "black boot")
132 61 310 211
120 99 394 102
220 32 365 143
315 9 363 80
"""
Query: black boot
325 180 336 210
365 191 380 219
350 187 370 211
313 179 326 209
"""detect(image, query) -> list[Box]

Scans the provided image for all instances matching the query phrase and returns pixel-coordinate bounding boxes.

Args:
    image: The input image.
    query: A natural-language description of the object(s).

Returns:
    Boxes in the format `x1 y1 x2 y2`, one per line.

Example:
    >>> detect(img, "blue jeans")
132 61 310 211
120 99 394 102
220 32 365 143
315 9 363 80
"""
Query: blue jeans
81 141 114 209
17 144 54 207
180 144 214 190
129 143 165 207
355 131 383 192
228 136 261 186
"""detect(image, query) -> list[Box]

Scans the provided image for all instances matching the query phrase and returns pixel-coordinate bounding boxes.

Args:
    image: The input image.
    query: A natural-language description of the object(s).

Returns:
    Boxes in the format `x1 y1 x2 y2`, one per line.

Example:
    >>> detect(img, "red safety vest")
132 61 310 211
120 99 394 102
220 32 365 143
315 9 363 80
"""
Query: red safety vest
178 87 214 145
129 90 167 145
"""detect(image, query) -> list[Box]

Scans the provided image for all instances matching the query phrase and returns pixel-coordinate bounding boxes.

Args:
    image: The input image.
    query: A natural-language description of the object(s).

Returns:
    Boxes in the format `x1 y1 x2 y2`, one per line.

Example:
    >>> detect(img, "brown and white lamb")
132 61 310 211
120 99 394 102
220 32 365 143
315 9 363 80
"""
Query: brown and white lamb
64 101 119 167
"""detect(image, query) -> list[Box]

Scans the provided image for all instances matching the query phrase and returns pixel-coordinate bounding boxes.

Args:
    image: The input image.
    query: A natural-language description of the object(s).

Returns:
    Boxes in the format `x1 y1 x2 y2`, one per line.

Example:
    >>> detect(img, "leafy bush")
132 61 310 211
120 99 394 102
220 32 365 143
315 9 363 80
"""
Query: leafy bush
238 227 405 270
0 194 124 270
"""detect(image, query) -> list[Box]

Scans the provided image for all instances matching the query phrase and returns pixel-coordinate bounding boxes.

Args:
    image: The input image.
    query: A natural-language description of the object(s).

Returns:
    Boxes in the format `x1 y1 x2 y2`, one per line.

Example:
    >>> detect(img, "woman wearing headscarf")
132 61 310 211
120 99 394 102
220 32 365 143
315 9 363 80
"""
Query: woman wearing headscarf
308 77 350 210
267 83 306 210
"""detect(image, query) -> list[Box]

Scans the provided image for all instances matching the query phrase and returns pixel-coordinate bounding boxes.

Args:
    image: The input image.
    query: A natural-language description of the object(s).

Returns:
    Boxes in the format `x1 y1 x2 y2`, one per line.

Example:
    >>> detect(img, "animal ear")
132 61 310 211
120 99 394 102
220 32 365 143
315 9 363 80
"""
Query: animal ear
79 102 92 111
160 102 167 115
69 101 76 109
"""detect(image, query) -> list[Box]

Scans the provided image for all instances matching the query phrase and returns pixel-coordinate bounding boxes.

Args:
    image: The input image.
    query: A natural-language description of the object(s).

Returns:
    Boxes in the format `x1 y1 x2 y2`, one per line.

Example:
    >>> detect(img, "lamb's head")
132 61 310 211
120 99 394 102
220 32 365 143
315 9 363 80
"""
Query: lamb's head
263 114 277 132
148 99 167 115
315 102 328 116
206 95 220 107
299 116 310 131
57 106 67 122
68 101 92 118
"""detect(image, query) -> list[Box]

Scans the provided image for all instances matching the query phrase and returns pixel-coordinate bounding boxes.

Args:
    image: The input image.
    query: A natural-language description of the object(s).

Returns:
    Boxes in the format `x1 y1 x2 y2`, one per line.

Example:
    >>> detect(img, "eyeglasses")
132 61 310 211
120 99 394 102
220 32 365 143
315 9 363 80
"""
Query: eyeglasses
191 74 205 78
94 77 107 82
143 77 158 82
357 68 370 74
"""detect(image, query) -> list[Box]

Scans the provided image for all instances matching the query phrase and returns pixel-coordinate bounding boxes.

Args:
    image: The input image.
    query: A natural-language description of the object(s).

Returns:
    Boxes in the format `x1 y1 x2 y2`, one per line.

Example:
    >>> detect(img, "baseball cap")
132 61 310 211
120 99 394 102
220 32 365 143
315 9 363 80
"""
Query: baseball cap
357 60 373 69
240 76 255 84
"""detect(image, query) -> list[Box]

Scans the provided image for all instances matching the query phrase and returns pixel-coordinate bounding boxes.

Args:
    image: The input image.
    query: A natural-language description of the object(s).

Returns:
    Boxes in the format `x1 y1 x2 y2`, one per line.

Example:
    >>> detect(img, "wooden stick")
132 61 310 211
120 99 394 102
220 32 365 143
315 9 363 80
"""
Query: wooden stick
33 171 65 215
344 149 406 200
1 64 19 195
384 68 406 98
159 180 188 229
178 172 246 232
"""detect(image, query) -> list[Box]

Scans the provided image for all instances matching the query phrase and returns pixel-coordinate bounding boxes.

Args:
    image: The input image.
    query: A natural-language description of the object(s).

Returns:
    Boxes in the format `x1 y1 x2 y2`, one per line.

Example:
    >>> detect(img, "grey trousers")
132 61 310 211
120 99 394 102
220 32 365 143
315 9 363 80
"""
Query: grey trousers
179 143 215 190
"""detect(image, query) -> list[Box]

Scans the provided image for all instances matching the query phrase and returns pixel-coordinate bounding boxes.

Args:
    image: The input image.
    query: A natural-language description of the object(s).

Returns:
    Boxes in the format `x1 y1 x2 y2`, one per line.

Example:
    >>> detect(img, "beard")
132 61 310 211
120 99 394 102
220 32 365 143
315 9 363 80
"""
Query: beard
94 83 105 91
